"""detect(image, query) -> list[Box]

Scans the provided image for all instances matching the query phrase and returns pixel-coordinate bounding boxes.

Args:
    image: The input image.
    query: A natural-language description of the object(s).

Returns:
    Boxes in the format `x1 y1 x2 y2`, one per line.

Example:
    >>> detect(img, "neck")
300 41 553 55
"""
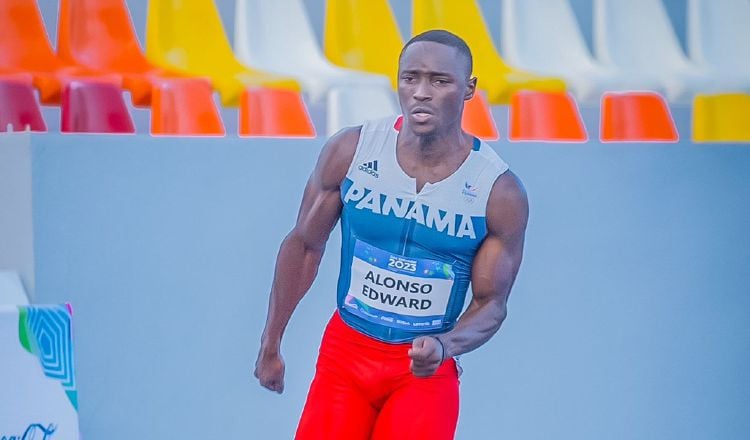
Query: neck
399 123 467 166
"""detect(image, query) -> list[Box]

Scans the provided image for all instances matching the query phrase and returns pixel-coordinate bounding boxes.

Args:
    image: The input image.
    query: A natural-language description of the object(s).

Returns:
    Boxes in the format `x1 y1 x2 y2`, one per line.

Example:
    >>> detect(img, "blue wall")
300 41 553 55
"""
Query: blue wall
30 129 750 439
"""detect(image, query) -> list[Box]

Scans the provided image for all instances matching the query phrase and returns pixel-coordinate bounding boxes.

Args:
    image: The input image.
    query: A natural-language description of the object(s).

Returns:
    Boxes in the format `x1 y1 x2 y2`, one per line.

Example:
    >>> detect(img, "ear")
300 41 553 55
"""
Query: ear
464 77 477 101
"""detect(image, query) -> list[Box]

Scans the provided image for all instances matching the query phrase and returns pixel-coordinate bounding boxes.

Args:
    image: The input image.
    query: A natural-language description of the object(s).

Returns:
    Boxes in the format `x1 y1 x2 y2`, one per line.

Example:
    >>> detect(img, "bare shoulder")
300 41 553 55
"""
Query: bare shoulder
486 170 529 238
315 126 362 189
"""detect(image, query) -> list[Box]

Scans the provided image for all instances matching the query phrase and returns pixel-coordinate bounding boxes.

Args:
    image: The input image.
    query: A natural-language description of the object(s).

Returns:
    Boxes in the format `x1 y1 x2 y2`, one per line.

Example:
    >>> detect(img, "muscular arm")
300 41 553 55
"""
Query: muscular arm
254 127 359 392
410 171 528 376
442 171 528 356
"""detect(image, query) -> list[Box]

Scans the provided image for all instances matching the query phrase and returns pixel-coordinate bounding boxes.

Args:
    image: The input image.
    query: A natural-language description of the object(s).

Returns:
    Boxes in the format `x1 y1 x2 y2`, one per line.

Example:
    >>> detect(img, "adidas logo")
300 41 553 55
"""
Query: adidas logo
358 160 379 178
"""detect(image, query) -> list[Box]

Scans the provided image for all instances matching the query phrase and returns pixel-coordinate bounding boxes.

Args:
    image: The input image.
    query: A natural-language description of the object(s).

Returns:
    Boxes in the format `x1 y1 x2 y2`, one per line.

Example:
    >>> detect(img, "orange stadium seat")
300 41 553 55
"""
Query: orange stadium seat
0 0 118 104
412 0 567 105
151 78 225 136
56 0 198 107
462 92 499 140
509 92 587 141
61 81 135 133
600 92 678 142
324 0 498 140
239 88 316 137
0 79 47 132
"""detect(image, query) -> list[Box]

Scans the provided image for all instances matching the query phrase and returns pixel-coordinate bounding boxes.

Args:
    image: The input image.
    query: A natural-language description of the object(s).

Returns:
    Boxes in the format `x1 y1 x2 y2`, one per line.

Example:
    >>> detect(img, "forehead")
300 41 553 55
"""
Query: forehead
398 41 466 76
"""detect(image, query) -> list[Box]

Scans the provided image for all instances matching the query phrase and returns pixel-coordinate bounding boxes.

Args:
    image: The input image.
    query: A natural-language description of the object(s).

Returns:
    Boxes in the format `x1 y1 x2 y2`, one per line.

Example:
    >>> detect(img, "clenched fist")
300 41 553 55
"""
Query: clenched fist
408 336 446 377
254 349 286 394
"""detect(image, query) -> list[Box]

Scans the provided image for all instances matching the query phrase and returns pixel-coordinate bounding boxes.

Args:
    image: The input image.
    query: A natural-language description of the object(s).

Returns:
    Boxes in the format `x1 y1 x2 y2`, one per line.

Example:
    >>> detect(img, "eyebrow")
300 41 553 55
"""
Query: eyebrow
399 69 455 76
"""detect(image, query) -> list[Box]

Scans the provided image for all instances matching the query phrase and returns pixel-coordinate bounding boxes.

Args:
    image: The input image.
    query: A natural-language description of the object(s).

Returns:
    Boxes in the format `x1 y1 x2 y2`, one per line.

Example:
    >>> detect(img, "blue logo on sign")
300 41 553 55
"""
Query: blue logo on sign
0 423 56 440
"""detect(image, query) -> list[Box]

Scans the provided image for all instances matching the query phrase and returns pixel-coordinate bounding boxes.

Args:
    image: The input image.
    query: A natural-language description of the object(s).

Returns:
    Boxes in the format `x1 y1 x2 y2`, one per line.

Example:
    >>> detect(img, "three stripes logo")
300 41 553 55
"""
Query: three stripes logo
358 160 379 178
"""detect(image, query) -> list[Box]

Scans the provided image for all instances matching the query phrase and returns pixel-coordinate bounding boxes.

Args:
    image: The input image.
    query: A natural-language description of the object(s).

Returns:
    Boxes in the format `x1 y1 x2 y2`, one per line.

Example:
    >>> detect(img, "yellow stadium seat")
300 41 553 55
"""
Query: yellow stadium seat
323 0 498 138
692 93 750 143
145 0 299 106
412 0 566 104
324 0 404 88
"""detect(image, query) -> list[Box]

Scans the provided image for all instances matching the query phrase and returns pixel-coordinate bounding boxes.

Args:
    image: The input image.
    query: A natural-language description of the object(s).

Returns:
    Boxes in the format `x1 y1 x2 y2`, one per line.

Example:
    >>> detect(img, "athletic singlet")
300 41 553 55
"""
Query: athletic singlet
336 116 509 343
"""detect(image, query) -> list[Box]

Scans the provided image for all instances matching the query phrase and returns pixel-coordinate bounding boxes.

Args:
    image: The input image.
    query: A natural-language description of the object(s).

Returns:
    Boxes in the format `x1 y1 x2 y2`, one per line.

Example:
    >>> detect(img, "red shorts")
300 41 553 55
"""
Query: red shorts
295 311 460 440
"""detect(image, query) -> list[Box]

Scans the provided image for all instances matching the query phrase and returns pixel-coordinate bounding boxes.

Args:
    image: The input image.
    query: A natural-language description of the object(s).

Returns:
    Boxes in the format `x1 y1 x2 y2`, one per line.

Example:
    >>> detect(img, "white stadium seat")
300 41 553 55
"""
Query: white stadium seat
593 0 720 103
687 0 750 91
233 0 398 135
501 0 660 104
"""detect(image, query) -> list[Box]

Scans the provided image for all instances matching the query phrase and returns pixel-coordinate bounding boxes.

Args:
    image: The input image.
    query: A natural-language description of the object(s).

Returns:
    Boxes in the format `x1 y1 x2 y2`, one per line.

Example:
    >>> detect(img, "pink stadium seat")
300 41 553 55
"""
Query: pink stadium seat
61 81 135 133
0 79 47 132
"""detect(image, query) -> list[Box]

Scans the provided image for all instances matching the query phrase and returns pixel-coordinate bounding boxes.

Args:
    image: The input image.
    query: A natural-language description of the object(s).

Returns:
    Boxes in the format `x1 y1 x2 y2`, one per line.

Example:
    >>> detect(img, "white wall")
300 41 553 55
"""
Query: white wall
0 135 35 298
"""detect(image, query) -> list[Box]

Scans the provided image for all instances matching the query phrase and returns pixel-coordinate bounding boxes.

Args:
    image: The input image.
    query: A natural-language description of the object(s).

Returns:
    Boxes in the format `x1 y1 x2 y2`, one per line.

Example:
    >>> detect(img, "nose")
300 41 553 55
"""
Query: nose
413 79 432 101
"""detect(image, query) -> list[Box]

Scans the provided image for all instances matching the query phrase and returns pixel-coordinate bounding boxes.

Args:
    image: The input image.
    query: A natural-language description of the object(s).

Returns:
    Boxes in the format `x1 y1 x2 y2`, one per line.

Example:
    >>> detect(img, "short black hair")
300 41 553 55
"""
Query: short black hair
399 29 473 78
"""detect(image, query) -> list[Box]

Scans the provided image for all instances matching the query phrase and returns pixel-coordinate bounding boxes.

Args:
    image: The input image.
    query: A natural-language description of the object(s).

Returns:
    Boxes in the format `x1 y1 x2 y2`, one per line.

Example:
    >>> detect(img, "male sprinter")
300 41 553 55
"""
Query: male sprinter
254 30 528 439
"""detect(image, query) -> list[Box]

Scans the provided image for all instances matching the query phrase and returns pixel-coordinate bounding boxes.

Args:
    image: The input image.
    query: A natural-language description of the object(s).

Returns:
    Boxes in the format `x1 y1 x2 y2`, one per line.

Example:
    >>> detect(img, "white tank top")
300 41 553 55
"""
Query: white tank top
336 116 509 342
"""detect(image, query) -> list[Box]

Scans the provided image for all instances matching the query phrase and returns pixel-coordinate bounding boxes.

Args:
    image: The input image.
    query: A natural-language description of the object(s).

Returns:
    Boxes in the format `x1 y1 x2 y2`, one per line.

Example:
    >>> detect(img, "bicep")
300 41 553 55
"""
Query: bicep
290 127 360 250
471 171 529 302
293 176 343 250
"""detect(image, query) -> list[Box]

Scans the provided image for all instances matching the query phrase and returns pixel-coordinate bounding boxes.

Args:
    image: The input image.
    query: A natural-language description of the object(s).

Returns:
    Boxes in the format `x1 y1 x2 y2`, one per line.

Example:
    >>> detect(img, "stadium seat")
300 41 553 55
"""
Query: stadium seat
233 0 397 135
61 81 135 133
501 0 658 104
239 88 315 137
326 85 399 136
692 93 750 143
151 78 225 136
0 0 117 104
600 92 678 142
593 0 719 103
324 0 405 88
687 0 750 91
509 92 587 141
145 0 301 107
324 0 497 139
462 92 499 140
0 79 47 132
412 0 566 105
56 0 195 107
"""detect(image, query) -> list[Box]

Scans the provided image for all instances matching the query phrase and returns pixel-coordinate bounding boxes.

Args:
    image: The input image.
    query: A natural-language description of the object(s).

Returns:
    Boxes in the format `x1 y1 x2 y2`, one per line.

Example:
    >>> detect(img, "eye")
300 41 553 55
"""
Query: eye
402 75 415 83
433 78 450 85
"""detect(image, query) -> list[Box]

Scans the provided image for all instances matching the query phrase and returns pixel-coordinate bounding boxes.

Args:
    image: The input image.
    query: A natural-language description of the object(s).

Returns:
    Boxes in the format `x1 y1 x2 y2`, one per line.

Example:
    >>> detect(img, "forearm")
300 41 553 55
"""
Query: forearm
260 230 324 353
439 296 507 358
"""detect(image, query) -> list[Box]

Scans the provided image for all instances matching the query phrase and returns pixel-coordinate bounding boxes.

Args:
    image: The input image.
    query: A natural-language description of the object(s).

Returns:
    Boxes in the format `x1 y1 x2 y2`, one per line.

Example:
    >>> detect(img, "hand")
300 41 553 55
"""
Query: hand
254 348 286 394
408 336 445 377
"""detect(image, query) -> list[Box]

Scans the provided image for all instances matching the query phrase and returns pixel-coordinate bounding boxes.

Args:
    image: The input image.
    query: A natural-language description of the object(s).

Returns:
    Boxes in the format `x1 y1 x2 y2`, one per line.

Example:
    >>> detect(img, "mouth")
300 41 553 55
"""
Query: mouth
410 107 434 123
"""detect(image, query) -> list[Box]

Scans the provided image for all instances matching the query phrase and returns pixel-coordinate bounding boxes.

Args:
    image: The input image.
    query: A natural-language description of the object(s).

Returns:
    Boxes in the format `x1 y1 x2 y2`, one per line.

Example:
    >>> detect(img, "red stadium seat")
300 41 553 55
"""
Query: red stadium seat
61 81 135 133
0 79 47 132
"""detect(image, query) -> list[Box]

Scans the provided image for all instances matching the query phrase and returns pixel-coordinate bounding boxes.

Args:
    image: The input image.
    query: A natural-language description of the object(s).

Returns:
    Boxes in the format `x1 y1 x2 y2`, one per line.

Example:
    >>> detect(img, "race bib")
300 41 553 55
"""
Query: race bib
344 240 455 330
